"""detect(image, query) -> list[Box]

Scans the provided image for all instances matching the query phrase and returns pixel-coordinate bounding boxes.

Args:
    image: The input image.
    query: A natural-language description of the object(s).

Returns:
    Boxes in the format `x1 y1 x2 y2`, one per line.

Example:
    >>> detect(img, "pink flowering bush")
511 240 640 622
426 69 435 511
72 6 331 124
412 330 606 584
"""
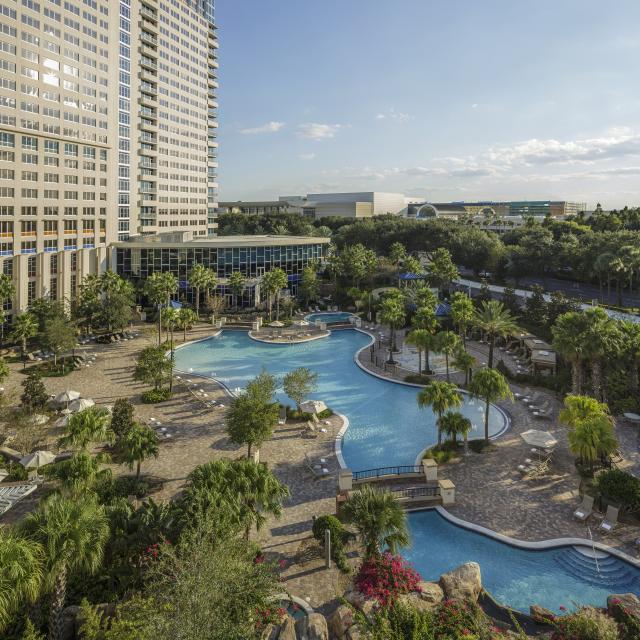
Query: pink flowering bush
354 552 422 606
550 606 620 640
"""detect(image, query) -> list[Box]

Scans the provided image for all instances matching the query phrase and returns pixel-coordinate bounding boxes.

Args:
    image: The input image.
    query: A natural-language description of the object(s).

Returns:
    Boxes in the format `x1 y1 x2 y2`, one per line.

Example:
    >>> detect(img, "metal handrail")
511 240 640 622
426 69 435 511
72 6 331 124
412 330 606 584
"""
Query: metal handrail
353 465 421 481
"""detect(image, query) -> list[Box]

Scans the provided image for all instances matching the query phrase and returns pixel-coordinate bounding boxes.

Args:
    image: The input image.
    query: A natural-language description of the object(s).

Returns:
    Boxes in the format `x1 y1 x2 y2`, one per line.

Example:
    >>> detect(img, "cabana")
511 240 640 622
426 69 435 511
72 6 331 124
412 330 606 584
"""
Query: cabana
531 349 557 375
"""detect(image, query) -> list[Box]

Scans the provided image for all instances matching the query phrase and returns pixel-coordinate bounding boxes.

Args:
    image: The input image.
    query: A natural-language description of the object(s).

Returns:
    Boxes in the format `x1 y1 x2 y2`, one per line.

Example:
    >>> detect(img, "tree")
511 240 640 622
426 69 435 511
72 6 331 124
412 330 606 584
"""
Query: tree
336 244 377 288
428 247 458 295
261 268 287 320
472 300 518 369
111 398 135 442
568 415 618 473
583 307 622 402
342 485 409 558
282 367 318 411
468 368 513 443
405 329 432 376
226 391 279 458
452 348 476 387
245 369 278 404
0 357 8 385
10 312 38 355
524 284 548 327
99 286 134 333
21 370 48 413
417 381 462 447
188 264 217 318
552 311 591 395
58 406 112 450
501 286 521 316
434 331 460 382
47 451 111 495
298 264 319 307
119 422 159 479
75 274 102 334
0 529 44 632
134 345 173 392
439 411 472 447
182 459 289 540
145 272 178 344
0 273 15 344
227 271 246 310
559 395 610 430
449 292 474 347
20 493 109 640
378 295 405 364
176 307 197 342
40 316 76 369
388 242 407 272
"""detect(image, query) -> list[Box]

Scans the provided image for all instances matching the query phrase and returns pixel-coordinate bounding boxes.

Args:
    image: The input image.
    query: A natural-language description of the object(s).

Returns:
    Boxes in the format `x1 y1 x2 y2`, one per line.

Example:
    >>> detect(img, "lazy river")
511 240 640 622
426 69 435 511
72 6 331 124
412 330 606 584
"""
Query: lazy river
174 329 508 471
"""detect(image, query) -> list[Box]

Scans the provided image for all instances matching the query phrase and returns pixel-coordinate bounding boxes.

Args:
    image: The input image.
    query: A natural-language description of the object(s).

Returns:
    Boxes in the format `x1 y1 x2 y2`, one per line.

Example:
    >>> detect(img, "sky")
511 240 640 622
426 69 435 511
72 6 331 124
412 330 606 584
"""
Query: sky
216 0 640 208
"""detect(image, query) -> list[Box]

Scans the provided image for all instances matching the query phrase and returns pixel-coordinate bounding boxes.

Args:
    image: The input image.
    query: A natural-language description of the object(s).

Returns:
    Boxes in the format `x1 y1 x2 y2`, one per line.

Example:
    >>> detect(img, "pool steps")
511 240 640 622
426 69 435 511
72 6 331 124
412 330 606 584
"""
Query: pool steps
554 547 639 589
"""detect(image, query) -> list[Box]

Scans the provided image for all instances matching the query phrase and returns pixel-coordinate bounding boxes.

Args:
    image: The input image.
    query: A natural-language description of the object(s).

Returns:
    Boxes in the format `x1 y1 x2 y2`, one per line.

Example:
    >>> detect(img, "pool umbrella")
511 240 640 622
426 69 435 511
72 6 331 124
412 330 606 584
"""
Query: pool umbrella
69 398 95 413
295 320 311 326
520 429 557 450
270 321 285 327
299 400 328 415
20 450 56 469
55 390 80 408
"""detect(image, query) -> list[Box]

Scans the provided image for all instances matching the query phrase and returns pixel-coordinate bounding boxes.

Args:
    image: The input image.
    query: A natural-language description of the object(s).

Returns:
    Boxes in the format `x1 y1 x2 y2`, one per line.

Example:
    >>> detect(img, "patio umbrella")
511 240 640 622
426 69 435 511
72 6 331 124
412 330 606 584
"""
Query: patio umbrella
68 398 95 412
520 429 558 450
295 320 311 326
270 321 285 327
20 450 56 469
55 390 80 407
299 400 328 415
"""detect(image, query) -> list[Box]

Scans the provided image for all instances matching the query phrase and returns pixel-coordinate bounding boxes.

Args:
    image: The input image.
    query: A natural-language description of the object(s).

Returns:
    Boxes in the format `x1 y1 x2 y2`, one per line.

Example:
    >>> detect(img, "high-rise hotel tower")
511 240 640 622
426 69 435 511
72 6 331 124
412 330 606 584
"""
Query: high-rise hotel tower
0 0 218 315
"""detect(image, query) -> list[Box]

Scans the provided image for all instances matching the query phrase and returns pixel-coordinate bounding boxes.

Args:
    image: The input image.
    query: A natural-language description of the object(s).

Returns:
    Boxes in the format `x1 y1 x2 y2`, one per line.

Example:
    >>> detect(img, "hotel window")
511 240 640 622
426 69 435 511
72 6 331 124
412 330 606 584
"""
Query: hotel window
0 133 15 148
65 239 76 250
21 206 36 216
22 136 38 151
49 277 57 300
21 220 36 235
44 238 57 251
21 188 37 198
44 206 58 216
22 240 37 255
50 253 57 273
0 221 13 236
2 257 12 276
0 242 13 257
0 206 14 215
27 280 36 304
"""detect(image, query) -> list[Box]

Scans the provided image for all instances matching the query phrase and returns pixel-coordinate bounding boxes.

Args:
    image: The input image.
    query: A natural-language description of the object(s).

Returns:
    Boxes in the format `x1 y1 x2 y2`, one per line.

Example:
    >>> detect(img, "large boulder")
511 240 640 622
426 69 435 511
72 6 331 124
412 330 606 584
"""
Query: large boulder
346 625 368 640
439 562 482 602
607 593 640 627
276 614 297 640
344 587 367 610
295 612 329 640
328 605 355 639
397 593 436 613
417 581 444 605
530 604 556 624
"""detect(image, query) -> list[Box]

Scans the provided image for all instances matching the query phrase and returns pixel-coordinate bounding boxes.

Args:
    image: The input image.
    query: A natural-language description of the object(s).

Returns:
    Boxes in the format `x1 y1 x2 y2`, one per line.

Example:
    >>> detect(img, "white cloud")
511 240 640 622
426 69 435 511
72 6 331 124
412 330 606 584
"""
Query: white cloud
297 123 341 140
239 121 285 135
471 103 478 109
299 153 316 160
376 108 411 123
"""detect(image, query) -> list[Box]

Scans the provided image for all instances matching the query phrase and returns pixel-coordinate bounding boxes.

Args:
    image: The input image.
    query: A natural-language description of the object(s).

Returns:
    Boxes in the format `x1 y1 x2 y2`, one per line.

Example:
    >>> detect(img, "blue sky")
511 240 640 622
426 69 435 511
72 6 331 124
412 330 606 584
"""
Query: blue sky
216 0 640 208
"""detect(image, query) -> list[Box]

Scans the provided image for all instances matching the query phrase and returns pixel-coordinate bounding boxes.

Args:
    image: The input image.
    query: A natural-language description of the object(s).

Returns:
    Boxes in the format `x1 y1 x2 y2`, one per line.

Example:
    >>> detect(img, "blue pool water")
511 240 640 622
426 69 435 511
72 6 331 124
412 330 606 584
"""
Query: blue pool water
305 311 355 324
405 510 640 612
174 330 507 471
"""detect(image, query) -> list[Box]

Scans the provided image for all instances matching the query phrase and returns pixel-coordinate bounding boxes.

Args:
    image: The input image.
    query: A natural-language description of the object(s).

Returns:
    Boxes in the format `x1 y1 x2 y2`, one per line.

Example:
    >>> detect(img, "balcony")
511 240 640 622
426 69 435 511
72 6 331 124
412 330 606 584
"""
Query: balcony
140 68 157 83
140 18 158 34
139 119 158 133
140 5 158 21
138 93 158 108
140 57 157 71
140 82 157 97
140 44 158 59
138 146 158 157
140 31 157 46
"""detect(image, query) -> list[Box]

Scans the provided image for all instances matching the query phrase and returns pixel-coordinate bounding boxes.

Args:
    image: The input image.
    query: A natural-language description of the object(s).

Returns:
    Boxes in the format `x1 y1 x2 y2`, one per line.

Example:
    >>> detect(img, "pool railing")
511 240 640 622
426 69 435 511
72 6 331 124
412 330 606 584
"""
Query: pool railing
353 465 423 482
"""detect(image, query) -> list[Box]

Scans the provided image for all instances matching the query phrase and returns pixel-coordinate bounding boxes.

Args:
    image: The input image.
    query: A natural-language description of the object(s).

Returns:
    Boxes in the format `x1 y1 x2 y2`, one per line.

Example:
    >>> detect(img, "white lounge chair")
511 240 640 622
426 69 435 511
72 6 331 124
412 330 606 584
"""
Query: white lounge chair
573 495 594 521
599 505 619 534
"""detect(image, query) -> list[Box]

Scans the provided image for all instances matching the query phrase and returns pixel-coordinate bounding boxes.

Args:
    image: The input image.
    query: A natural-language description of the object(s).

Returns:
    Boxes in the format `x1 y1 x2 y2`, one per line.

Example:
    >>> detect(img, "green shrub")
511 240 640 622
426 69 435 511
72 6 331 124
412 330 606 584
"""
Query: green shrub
552 606 620 640
95 475 151 504
141 388 172 404
311 514 352 573
317 408 334 419
404 374 431 385
595 469 640 513
0 460 29 481
423 441 458 464
469 440 492 454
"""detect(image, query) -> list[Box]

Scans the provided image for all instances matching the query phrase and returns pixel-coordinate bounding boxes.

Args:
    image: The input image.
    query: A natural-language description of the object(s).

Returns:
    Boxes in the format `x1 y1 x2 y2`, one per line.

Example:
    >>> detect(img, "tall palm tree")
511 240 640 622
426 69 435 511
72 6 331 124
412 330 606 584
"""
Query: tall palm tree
342 485 409 558
620 321 640 393
378 296 405 364
468 368 513 443
145 272 178 345
118 422 159 479
434 331 460 382
559 394 610 430
405 329 431 376
472 300 518 369
568 415 618 473
552 311 590 395
438 411 472 447
20 494 109 640
593 252 615 303
0 529 44 632
227 271 246 311
450 292 475 347
47 451 112 495
188 264 217 318
582 308 622 402
176 307 197 342
452 348 476 387
10 312 38 356
417 381 462 447
261 268 288 320
58 406 112 451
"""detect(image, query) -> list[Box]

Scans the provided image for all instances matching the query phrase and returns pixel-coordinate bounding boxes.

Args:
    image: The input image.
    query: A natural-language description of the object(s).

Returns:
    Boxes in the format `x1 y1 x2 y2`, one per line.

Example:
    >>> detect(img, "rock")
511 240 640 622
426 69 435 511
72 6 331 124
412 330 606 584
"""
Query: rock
397 593 436 613
417 581 444 605
346 625 367 640
295 612 329 640
607 593 640 626
328 605 355 639
344 588 367 609
439 562 482 602
360 599 378 623
260 624 279 640
529 604 556 624
276 614 297 640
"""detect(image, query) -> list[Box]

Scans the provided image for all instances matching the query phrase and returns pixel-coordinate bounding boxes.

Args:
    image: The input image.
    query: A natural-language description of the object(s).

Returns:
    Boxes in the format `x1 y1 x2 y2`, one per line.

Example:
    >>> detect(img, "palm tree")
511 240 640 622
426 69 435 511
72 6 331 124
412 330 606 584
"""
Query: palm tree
552 311 590 395
20 494 109 640
450 292 474 347
188 264 217 318
58 406 112 451
0 529 44 632
452 348 476 387
176 307 197 342
583 308 622 402
262 268 288 320
227 271 246 310
417 381 462 447
593 252 615 303
434 331 460 382
439 411 472 448
468 368 513 443
145 272 178 345
559 394 610 430
378 296 405 364
47 451 112 495
620 321 640 393
472 300 518 369
568 415 618 473
161 306 178 344
405 329 431 376
341 485 409 558
10 312 38 356
0 273 15 344
118 422 159 479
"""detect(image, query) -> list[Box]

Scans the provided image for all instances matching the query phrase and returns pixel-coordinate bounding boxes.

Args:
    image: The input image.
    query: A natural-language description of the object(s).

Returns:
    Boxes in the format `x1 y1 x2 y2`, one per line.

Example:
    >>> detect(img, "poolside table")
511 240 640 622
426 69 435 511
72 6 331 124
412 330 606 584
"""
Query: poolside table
623 412 640 423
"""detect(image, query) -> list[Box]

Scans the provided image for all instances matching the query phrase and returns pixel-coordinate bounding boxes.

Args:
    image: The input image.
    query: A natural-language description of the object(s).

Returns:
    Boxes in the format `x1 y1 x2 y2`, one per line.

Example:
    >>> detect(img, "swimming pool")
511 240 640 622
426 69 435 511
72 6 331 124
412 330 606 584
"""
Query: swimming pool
174 330 508 471
305 311 356 324
405 510 640 612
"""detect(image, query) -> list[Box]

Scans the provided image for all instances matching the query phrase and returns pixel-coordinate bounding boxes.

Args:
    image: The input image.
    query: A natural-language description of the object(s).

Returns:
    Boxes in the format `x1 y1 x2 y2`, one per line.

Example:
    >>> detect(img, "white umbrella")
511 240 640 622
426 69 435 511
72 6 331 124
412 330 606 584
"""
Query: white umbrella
20 450 57 469
295 320 311 327
270 321 285 327
299 400 328 415
55 390 80 405
521 429 558 450
69 398 95 413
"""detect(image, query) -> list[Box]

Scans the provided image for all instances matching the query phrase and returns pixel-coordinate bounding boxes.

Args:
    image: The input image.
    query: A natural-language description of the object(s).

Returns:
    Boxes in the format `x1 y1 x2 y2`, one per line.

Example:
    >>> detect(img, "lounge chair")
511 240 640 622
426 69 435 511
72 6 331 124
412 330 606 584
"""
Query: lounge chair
304 453 329 477
599 505 619 533
533 405 554 420
573 495 594 521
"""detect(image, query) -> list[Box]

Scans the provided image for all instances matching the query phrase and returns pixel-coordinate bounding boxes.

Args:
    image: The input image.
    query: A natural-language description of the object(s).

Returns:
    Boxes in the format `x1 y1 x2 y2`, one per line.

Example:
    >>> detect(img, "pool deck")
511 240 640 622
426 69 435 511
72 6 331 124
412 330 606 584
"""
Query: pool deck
2 322 639 616
248 329 330 344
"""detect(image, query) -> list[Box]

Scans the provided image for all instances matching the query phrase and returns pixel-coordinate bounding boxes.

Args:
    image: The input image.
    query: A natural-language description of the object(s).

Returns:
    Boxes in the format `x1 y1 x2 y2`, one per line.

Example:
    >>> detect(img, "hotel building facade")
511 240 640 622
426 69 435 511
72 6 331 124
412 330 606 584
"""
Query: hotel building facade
0 0 219 315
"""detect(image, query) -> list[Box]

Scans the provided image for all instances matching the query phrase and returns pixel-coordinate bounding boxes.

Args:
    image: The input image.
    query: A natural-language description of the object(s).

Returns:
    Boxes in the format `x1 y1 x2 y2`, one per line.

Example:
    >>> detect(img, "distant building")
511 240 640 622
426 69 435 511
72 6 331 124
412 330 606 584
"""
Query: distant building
218 201 303 216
